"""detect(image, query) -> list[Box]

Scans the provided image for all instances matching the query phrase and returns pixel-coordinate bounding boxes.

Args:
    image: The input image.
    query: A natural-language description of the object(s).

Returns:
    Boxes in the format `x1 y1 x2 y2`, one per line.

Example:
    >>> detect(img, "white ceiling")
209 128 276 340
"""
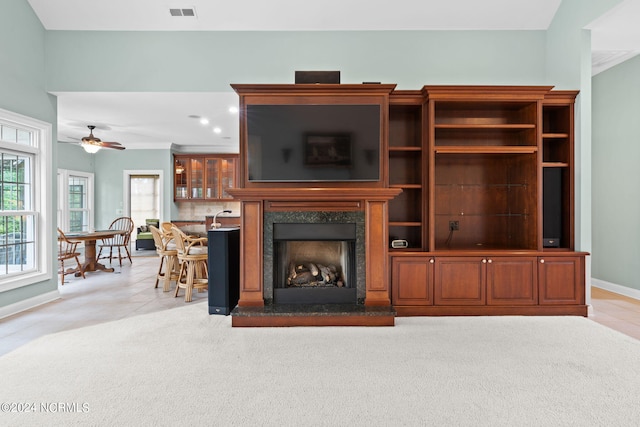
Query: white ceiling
26 0 640 151
28 0 562 31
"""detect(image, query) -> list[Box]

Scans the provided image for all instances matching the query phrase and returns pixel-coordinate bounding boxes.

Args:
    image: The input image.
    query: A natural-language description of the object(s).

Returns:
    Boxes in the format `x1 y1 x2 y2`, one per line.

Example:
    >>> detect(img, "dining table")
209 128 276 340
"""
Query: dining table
63 230 128 275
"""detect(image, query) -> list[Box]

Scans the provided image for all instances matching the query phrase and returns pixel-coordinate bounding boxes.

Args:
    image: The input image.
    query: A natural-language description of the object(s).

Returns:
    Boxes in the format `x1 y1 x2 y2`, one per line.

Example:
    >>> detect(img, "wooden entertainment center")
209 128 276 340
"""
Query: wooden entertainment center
229 83 587 324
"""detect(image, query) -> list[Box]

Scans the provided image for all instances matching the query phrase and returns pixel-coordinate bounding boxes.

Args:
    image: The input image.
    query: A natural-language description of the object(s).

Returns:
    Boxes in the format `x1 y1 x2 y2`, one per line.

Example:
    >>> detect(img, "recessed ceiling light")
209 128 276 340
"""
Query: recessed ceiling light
213 127 222 134
200 118 209 125
229 106 239 114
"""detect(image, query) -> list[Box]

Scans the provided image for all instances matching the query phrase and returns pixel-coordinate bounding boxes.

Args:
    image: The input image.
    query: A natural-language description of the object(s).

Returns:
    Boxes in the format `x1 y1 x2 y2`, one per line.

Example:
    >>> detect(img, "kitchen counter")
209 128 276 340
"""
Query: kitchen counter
171 219 205 225
205 216 241 229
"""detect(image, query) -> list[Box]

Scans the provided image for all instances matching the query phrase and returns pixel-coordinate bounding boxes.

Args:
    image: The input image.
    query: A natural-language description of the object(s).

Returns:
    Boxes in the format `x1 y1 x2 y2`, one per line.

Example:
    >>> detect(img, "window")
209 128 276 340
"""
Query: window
0 152 35 274
57 170 94 233
129 174 159 233
0 108 52 290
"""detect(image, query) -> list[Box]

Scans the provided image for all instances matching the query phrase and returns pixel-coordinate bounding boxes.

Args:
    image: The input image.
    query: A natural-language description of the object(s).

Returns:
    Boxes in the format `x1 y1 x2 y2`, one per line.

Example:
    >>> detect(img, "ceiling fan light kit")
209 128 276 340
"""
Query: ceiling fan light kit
82 143 101 154
71 125 125 153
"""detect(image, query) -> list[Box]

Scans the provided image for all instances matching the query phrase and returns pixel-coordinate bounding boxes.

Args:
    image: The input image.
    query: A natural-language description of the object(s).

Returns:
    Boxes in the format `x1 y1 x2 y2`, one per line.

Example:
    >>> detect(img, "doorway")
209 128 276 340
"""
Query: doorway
123 170 164 248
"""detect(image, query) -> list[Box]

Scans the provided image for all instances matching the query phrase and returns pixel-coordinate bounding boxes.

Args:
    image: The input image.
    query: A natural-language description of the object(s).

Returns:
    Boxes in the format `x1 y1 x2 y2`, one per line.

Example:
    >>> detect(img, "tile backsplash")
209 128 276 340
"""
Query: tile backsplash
175 201 241 220
174 201 241 235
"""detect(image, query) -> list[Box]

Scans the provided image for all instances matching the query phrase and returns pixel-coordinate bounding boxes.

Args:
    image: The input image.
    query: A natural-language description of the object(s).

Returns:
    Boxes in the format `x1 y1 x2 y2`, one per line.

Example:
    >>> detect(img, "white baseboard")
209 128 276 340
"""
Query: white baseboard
591 278 640 301
0 290 60 320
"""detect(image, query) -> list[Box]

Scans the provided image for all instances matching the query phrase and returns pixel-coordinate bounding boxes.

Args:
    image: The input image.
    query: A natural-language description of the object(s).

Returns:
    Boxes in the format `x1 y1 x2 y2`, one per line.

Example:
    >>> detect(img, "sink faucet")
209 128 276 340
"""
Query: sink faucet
212 210 232 229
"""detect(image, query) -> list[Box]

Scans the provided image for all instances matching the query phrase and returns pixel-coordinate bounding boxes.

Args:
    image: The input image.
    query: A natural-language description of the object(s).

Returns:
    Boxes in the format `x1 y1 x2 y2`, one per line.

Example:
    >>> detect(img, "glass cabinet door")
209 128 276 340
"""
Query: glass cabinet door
190 158 204 198
174 158 188 199
205 158 220 199
220 158 235 199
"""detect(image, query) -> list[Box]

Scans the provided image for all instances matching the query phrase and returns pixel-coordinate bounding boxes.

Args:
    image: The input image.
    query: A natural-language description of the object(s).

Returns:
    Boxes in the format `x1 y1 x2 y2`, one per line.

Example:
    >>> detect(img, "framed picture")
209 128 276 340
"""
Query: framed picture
304 134 352 167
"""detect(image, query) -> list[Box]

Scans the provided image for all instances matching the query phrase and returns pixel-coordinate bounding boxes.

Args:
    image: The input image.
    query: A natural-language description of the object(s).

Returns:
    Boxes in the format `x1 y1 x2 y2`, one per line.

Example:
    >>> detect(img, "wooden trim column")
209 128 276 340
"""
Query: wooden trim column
365 200 391 306
237 200 264 306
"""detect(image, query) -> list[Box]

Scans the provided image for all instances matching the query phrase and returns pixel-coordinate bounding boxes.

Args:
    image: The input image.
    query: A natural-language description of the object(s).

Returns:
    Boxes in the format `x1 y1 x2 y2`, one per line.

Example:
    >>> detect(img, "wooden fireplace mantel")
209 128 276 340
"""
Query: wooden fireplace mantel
227 187 402 202
227 187 402 308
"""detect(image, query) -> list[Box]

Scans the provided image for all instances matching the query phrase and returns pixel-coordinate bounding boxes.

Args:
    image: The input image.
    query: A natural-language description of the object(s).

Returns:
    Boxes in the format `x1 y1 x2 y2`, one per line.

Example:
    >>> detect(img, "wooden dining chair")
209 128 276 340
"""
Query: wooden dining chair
57 228 85 285
97 217 135 266
171 225 208 302
150 225 180 292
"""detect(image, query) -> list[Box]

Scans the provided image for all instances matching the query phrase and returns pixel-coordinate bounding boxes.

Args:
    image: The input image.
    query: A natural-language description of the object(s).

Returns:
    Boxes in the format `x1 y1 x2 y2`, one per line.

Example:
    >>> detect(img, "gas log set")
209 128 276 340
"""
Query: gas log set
287 261 345 288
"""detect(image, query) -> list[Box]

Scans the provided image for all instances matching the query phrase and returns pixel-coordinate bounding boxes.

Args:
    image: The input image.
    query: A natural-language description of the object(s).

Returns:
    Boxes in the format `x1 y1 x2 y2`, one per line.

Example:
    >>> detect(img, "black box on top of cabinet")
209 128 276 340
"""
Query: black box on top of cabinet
208 228 240 315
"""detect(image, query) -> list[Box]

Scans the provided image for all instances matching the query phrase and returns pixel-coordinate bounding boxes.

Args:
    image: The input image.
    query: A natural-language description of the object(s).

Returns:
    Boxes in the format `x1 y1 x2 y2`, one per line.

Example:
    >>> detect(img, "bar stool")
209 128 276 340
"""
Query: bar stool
171 226 208 302
149 225 179 292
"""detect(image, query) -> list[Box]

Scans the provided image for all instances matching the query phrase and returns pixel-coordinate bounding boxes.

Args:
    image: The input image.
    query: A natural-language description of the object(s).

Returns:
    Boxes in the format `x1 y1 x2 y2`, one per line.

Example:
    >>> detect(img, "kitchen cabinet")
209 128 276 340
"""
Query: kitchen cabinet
174 154 238 201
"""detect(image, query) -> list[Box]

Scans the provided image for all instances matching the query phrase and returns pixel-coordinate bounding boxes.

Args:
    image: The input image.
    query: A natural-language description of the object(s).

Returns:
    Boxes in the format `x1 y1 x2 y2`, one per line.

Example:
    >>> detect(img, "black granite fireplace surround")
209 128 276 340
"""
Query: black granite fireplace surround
263 211 366 305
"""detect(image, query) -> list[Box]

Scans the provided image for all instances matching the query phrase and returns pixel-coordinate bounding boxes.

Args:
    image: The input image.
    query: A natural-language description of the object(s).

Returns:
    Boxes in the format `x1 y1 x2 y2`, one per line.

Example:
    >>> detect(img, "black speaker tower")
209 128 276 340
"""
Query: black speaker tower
208 228 240 315
543 168 562 247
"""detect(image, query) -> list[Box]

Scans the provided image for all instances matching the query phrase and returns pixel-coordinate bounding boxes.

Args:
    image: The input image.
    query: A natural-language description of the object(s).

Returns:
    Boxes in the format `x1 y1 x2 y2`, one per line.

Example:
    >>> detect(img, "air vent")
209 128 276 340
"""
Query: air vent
169 8 197 17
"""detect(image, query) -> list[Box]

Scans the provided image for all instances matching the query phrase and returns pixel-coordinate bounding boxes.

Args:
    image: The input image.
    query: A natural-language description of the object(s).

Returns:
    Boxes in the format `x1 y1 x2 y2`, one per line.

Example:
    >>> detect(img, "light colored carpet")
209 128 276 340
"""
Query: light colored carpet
1 305 639 426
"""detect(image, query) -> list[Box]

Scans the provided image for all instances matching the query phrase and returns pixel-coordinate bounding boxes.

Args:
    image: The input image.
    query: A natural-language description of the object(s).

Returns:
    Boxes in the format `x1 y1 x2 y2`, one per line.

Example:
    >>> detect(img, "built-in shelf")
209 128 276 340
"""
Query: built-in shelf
389 146 422 152
435 124 536 130
434 146 538 154
389 221 422 227
390 184 422 189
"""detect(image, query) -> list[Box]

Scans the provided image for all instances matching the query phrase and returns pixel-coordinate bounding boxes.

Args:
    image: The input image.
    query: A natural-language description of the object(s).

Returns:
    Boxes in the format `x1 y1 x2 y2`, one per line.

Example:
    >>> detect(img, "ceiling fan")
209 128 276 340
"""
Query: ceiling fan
73 125 126 153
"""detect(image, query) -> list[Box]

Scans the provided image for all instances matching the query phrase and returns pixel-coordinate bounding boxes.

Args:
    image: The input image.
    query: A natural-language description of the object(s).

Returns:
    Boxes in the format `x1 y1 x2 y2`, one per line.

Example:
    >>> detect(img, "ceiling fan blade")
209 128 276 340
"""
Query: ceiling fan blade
100 141 126 150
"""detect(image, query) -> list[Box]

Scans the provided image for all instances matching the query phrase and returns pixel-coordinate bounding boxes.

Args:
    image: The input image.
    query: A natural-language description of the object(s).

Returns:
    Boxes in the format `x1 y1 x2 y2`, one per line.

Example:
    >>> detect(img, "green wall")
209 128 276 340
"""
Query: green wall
93 149 173 229
592 54 640 292
45 30 548 91
545 0 622 256
0 0 57 308
57 143 95 172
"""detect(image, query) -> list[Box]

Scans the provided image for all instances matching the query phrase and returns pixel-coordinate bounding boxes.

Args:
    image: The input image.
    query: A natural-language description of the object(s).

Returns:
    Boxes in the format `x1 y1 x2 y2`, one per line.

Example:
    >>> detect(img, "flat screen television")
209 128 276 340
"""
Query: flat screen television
246 104 381 182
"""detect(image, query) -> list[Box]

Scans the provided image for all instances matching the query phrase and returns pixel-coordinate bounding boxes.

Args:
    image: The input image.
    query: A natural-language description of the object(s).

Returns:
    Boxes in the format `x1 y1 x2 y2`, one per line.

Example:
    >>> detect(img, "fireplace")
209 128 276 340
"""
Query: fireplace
227 187 401 326
264 210 366 305
273 223 357 304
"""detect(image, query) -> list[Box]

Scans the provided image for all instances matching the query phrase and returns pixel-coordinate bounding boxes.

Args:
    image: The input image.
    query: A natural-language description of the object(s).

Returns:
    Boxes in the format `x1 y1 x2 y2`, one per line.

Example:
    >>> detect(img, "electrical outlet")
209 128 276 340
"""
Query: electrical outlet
449 220 459 231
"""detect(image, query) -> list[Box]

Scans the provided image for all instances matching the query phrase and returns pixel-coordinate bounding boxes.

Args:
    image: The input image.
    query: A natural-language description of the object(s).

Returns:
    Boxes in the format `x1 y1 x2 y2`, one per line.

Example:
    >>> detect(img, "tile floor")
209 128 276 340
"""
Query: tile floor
0 252 205 357
0 253 638 356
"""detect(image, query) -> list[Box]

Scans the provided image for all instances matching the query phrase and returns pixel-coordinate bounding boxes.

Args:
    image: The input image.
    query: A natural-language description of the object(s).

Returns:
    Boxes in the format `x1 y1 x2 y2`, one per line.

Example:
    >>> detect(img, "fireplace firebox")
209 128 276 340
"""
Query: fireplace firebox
273 223 357 304
263 210 366 305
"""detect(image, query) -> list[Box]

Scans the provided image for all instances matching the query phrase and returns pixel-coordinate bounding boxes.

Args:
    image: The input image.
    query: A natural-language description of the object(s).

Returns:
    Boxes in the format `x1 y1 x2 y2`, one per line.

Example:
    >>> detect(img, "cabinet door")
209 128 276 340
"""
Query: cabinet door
220 157 236 199
205 157 237 200
189 158 204 199
205 158 221 199
434 257 485 305
174 157 189 200
538 256 584 305
486 256 537 305
391 256 433 306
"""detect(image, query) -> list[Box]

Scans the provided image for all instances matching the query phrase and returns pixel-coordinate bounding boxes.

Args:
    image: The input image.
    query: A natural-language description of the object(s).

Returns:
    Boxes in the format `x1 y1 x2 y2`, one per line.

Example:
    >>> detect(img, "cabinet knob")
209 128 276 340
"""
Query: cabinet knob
540 259 545 264
487 259 492 264
429 258 434 264
482 259 487 264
